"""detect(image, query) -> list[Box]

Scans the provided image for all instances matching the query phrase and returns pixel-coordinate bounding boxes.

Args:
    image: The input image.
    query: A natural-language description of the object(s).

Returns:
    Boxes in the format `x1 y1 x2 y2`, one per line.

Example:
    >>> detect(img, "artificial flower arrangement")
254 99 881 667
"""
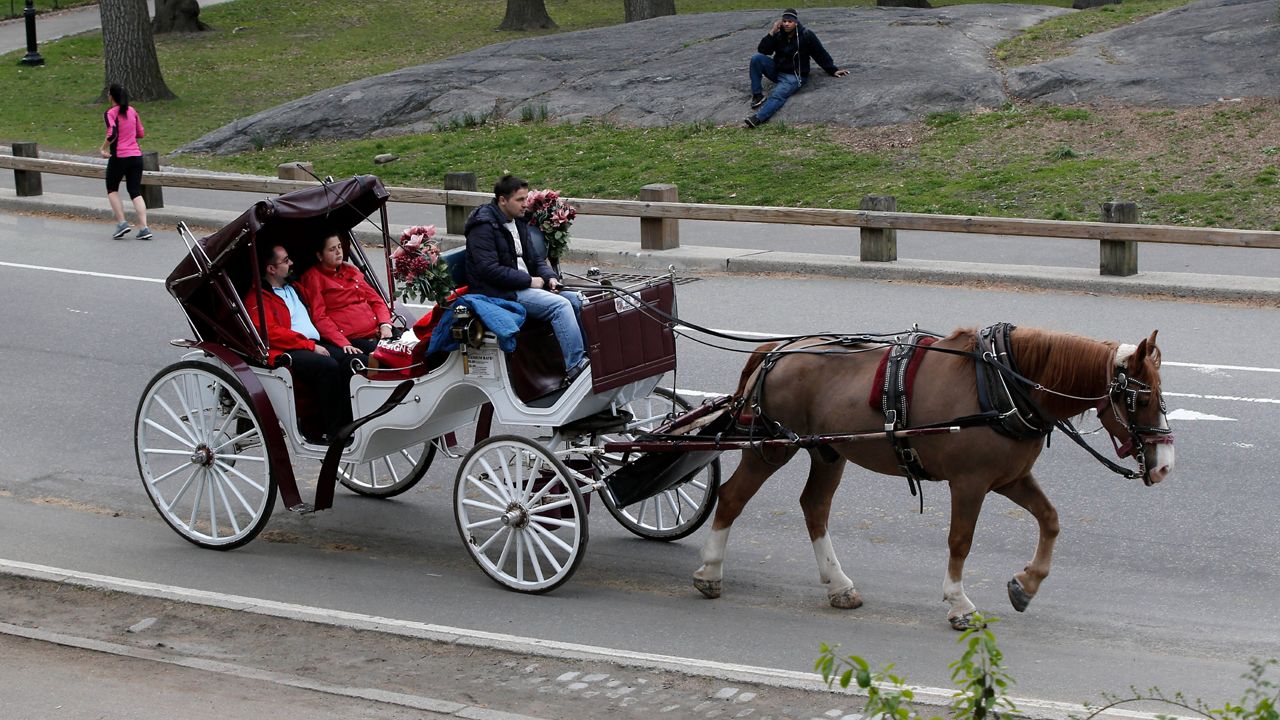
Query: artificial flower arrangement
524 188 578 261
390 224 455 306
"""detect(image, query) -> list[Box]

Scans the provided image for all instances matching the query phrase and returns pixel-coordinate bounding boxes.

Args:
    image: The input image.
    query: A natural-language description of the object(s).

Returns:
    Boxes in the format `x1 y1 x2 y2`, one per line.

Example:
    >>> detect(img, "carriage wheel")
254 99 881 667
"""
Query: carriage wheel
454 435 588 593
598 387 720 541
135 361 276 550
338 440 436 498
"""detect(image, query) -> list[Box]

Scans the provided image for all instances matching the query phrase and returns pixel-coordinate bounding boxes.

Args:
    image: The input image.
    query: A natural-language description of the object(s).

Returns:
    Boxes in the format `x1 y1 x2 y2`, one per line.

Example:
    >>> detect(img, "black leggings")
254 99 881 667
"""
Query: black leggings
105 155 144 199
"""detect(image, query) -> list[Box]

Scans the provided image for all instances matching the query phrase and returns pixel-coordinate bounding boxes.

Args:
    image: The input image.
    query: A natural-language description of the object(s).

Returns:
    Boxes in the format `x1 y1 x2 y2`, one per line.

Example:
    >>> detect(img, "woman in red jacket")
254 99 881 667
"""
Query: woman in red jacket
297 234 395 366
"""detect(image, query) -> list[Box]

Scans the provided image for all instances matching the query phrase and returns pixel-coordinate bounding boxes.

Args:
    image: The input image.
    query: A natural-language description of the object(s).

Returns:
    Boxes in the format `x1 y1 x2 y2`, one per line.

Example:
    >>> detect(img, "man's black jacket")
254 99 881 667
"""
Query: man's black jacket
463 201 556 301
757 22 840 78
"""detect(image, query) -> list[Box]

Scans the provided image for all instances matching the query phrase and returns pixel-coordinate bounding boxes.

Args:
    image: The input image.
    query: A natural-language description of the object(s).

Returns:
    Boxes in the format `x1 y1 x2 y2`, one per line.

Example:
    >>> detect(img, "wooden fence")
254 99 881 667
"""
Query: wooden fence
5 146 1279 277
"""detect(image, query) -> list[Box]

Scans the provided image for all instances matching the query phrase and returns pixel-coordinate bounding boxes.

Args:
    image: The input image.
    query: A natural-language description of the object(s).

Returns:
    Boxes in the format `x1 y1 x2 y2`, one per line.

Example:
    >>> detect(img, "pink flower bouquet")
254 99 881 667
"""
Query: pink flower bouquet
524 188 578 260
391 224 454 305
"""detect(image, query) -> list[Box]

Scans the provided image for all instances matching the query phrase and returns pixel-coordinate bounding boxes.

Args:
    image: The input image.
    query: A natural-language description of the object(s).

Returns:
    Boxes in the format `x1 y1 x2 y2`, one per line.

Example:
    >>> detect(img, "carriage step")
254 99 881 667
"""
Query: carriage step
287 502 316 514
557 408 633 434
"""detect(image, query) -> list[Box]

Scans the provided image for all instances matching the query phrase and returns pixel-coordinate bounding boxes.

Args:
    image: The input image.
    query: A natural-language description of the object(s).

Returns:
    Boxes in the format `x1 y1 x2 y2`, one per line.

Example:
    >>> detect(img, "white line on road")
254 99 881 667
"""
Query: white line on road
0 558 1191 720
1164 391 1280 405
0 260 164 284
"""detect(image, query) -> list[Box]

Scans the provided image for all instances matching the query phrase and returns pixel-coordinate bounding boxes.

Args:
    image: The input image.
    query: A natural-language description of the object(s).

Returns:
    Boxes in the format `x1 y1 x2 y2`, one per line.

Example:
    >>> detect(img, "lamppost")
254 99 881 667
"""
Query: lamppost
20 0 45 67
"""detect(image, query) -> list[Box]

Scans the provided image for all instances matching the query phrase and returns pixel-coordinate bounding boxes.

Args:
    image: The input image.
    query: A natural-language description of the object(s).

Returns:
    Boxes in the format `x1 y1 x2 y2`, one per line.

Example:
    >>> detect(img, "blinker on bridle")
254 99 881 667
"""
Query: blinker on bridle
1102 367 1173 486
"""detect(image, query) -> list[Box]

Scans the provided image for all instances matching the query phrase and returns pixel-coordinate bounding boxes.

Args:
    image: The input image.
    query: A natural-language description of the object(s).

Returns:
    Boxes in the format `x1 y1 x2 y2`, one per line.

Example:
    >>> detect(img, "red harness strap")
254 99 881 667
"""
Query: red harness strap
868 336 936 412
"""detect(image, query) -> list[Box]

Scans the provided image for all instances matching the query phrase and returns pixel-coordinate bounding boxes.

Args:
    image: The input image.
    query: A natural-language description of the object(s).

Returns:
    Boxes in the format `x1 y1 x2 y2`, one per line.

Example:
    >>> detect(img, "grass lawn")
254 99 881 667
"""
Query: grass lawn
3 0 1273 230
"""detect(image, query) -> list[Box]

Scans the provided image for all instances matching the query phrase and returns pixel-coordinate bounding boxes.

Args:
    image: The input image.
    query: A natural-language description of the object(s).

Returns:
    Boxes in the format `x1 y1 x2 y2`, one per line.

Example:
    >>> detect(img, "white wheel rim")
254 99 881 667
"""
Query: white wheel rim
603 391 715 536
456 439 582 591
137 368 271 546
339 442 429 494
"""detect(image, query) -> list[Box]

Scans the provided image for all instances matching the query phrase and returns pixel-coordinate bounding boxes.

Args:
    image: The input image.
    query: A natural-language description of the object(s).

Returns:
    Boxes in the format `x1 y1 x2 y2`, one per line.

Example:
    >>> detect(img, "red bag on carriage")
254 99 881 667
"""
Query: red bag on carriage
368 336 417 380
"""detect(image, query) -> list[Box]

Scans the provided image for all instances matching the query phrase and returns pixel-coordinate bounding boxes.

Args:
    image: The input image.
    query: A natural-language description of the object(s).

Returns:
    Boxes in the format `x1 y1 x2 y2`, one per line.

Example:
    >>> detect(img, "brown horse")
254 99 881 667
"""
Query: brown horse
692 326 1174 629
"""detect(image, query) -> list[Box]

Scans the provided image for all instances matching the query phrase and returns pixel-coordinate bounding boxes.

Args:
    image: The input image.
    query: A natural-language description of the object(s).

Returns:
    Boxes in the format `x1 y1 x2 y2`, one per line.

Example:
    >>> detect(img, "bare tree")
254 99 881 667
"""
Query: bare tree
100 0 175 101
153 0 212 34
624 0 676 22
499 0 558 31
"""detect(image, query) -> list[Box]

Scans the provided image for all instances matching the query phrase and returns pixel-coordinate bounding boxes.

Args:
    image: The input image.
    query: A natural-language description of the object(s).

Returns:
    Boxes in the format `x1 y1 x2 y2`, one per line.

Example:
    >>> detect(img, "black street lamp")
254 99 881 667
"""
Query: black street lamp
21 0 45 67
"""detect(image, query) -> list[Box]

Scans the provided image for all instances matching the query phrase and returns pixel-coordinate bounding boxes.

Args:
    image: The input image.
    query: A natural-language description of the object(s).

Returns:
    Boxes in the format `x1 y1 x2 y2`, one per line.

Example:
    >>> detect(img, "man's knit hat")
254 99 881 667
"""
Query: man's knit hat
781 8 799 21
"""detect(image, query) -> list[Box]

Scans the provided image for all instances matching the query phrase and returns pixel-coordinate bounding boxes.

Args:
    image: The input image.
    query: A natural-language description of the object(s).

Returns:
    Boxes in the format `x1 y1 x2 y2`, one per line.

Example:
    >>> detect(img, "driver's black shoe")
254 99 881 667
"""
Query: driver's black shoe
750 93 765 109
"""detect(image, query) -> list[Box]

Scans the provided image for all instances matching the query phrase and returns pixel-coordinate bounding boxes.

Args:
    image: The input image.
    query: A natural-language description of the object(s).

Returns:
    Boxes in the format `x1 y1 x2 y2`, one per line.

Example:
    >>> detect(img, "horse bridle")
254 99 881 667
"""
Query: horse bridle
1099 367 1174 486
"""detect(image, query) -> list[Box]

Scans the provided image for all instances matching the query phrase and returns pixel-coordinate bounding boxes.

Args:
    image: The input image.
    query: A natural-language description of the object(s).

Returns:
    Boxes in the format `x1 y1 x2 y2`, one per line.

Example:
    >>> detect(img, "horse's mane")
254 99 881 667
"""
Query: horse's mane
1010 327 1118 417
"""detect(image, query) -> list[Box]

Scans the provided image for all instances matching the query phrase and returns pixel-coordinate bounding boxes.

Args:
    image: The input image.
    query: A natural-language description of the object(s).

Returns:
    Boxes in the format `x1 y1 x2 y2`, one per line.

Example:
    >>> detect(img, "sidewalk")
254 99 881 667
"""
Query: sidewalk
1 176 1276 304
0 0 236 53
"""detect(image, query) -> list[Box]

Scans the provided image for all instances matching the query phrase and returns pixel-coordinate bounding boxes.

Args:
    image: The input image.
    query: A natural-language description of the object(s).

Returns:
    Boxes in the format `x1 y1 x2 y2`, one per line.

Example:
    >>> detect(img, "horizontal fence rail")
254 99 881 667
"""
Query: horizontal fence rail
5 153 1280 269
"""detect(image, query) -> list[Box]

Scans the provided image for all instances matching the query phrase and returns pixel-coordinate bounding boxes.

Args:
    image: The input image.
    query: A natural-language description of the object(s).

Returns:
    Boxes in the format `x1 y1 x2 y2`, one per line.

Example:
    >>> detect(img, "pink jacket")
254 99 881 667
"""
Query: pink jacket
104 106 144 158
297 262 391 347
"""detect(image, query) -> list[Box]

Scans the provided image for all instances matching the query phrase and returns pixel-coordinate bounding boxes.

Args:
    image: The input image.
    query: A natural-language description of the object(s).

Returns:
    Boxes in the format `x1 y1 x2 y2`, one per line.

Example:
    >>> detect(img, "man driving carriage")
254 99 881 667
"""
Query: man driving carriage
464 175 589 384
243 244 352 445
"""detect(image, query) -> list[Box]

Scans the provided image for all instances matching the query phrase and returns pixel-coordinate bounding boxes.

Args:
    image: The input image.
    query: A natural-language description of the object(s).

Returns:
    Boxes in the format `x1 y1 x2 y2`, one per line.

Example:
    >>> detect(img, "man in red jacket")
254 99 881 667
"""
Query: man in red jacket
243 244 352 445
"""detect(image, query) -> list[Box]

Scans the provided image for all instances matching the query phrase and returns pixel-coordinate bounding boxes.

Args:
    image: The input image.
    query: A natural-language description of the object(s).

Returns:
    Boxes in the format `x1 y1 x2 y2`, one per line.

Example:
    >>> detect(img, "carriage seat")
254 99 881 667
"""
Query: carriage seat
439 246 572 402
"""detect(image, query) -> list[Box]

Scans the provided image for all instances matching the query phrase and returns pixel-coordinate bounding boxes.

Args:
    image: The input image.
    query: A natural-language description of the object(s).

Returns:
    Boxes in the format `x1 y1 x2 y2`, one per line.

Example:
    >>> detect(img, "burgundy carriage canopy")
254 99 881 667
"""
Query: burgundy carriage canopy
166 175 391 360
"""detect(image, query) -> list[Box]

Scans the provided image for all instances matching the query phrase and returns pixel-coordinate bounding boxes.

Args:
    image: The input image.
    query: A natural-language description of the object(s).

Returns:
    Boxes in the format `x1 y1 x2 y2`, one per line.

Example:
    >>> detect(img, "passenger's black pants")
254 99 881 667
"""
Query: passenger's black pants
281 348 352 438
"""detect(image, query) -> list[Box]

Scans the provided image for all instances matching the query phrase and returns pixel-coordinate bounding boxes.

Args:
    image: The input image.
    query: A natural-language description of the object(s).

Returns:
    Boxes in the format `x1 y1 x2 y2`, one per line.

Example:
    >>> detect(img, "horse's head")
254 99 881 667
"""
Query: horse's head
1099 330 1175 485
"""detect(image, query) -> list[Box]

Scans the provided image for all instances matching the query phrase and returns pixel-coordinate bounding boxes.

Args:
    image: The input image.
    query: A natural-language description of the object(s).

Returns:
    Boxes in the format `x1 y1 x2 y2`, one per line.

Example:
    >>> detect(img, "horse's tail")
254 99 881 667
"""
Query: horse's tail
735 342 781 398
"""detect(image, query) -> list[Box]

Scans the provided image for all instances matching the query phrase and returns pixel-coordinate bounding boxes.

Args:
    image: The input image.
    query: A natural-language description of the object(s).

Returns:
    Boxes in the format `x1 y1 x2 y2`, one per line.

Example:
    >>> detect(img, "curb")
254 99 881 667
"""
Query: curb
2 190 1276 304
0 558 1195 720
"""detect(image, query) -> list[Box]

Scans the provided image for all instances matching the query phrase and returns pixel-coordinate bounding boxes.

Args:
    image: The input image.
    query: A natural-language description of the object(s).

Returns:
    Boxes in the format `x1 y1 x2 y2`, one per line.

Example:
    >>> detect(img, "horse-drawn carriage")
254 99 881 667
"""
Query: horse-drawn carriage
135 175 719 592
137 174 1175 626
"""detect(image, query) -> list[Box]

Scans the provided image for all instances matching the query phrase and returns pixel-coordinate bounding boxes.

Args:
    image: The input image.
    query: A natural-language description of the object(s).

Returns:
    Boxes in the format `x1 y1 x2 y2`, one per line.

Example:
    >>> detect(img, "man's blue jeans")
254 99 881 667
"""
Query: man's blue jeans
749 53 806 122
515 287 585 371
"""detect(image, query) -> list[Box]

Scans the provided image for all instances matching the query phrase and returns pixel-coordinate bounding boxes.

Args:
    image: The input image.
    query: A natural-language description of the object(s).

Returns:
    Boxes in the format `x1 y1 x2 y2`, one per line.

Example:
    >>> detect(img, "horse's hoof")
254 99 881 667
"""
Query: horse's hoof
828 587 863 609
949 612 978 631
694 578 721 599
1007 577 1033 613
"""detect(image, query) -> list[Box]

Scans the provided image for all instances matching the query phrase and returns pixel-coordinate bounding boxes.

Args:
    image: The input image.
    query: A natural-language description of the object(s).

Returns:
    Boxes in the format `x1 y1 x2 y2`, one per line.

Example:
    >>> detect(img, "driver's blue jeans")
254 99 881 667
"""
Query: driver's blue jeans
515 287 585 371
749 53 806 123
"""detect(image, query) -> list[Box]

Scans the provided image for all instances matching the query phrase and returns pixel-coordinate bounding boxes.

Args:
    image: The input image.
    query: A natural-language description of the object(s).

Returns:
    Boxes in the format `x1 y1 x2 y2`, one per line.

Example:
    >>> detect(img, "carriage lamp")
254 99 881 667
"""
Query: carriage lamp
450 305 485 349
20 1 45 67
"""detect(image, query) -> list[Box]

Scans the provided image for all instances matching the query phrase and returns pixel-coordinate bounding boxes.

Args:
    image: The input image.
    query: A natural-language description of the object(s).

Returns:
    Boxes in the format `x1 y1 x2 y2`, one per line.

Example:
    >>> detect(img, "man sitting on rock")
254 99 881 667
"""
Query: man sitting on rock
746 8 849 128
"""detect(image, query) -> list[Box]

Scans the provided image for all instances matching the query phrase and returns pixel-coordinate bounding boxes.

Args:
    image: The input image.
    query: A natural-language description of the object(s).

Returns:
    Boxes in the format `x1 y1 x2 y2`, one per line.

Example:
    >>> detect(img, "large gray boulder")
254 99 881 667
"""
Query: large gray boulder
179 6 1064 154
1008 0 1280 105
180 0 1280 155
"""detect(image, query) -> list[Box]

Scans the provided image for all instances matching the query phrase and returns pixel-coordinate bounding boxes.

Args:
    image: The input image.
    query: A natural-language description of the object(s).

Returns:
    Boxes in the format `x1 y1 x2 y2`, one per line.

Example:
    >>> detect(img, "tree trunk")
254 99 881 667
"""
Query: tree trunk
153 0 211 33
100 0 176 101
498 0 557 31
624 0 676 22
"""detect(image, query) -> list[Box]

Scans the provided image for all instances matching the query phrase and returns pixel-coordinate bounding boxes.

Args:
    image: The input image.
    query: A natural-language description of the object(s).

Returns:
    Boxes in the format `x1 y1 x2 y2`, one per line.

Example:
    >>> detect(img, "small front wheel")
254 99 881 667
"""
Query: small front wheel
135 361 276 550
454 436 587 593
339 440 435 498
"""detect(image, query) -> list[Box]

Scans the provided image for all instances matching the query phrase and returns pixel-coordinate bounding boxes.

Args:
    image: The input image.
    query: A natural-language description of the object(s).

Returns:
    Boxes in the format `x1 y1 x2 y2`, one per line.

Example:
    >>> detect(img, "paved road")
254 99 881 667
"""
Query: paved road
1 209 1276 711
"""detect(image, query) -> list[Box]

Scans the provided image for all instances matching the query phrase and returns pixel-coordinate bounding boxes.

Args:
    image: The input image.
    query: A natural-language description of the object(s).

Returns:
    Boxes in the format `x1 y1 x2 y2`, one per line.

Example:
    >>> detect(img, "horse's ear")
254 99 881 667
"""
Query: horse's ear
1147 330 1161 368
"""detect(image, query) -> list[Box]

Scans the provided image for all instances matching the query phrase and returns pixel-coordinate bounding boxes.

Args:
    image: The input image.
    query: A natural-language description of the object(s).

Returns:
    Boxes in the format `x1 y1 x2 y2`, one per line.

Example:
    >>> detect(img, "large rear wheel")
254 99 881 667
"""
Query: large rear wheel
135 361 276 550
599 387 720 541
454 436 587 593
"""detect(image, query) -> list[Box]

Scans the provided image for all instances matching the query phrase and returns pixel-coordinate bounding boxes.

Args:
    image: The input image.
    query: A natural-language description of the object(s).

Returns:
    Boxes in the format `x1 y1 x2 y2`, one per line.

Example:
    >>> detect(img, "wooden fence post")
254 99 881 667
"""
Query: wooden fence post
1100 201 1138 276
445 171 477 236
277 161 314 182
639 183 679 250
12 142 42 197
141 151 164 209
859 195 897 261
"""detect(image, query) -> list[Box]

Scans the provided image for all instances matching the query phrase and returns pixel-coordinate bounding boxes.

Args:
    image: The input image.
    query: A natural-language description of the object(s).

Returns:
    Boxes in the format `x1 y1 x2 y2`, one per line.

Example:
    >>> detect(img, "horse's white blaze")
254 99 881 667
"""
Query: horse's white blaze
694 527 730 582
943 576 975 618
811 535 854 591
1149 443 1175 484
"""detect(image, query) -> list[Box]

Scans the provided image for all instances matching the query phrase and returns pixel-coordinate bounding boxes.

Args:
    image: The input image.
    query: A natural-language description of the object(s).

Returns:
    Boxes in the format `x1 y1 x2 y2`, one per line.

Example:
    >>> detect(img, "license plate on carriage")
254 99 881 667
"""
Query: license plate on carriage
614 295 642 314
464 349 499 378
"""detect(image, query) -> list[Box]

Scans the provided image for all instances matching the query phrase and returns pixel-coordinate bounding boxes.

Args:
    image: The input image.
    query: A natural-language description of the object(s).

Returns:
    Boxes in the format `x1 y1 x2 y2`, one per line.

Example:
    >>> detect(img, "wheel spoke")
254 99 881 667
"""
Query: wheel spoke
206 468 219 539
495 526 515 570
160 466 201 513
527 524 566 574
214 459 267 494
213 466 257 516
476 524 509 553
524 531 546 583
152 395 199 446
175 375 208 441
211 472 243 536
466 473 509 508
525 473 560 507
515 532 526 582
529 519 575 554
528 513 576 529
212 427 258 454
463 515 506 531
144 417 198 449
478 457 513 503
528 497 572 514
147 462 191 485
187 469 207 530
462 497 506 514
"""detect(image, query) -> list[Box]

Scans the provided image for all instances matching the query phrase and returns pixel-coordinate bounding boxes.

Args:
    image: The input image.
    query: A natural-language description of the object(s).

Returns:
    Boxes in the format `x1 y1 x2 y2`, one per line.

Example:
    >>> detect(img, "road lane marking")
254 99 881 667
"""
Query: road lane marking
0 559 1192 720
0 260 164 284
1166 409 1236 421
1164 391 1280 405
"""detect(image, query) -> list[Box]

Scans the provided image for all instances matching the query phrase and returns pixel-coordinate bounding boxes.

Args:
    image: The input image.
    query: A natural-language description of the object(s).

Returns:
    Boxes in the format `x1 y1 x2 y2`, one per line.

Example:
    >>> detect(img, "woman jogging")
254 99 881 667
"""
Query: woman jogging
101 83 152 240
